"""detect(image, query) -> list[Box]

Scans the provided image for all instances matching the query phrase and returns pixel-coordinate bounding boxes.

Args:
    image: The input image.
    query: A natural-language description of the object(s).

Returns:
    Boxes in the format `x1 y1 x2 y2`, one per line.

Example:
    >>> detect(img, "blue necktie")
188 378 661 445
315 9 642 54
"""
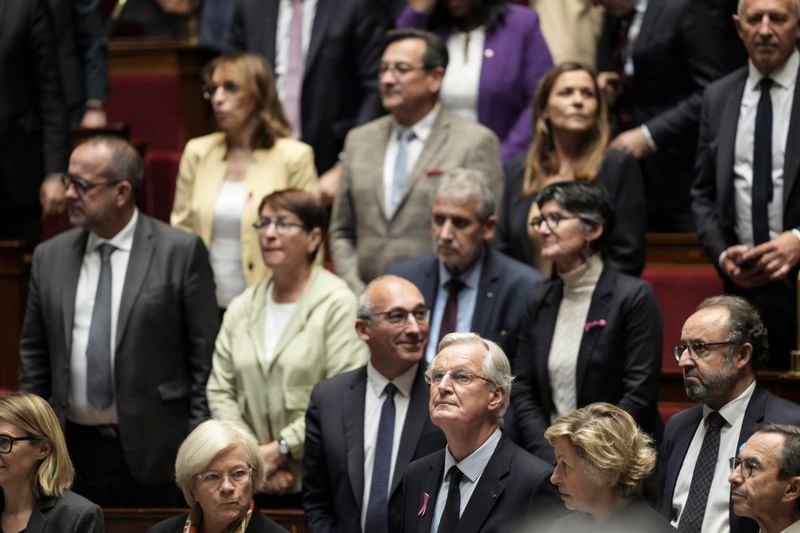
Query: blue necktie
752 77 773 246
389 129 415 215
364 383 397 532
86 243 116 409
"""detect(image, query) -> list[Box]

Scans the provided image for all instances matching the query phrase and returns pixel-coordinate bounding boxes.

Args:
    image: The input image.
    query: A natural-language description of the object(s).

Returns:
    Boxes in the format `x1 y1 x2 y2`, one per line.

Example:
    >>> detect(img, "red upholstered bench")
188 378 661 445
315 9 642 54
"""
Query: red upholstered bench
142 149 181 223
642 265 724 372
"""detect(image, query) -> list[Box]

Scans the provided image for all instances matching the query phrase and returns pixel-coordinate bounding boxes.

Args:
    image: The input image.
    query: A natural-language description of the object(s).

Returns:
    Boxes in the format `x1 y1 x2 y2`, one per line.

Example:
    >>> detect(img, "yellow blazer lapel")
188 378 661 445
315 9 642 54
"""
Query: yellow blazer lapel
269 268 322 367
197 140 228 245
246 279 270 377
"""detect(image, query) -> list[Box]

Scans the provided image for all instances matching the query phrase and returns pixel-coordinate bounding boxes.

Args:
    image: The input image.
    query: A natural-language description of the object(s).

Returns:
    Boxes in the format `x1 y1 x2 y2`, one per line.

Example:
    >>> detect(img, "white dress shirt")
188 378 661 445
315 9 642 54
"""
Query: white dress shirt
671 380 757 533
262 281 297 365
431 427 502 532
68 209 139 425
440 27 485 122
425 255 483 362
275 0 318 102
623 0 648 77
361 361 418 530
383 104 441 210
733 50 799 247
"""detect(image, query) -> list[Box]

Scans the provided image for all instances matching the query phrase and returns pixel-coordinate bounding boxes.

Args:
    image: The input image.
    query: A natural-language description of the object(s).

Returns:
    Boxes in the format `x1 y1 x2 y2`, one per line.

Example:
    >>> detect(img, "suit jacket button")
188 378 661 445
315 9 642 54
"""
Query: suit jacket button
248 262 254 270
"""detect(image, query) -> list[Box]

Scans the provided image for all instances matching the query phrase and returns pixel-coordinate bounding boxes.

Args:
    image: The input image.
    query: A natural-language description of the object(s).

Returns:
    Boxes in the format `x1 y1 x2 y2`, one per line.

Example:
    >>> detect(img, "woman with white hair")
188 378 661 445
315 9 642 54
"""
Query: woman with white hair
147 419 286 533
545 403 674 532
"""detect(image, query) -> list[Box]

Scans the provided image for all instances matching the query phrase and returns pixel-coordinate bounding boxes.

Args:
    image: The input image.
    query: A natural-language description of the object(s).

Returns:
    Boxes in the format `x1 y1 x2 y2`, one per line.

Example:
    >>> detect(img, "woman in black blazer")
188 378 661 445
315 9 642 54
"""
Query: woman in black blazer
0 392 103 533
496 62 646 276
511 182 662 463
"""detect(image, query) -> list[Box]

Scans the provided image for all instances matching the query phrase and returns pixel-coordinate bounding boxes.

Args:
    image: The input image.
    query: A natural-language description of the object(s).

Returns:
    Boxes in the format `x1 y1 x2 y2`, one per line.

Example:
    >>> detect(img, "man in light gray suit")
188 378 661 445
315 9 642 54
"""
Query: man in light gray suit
329 28 503 294
19 136 219 507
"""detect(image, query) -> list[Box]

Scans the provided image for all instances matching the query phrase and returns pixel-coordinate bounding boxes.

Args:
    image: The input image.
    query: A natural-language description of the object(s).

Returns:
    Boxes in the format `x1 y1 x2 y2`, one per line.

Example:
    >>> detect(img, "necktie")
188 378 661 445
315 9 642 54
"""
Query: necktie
389 128 415 215
438 466 463 533
437 277 464 346
752 77 773 246
86 243 117 410
364 383 397 533
284 0 304 138
678 411 726 533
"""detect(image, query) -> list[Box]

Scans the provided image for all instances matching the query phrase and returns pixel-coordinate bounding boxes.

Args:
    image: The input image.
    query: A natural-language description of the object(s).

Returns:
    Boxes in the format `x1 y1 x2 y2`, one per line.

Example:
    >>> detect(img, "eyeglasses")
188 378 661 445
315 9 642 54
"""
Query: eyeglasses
195 466 253 488
202 81 241 100
529 212 582 232
61 173 118 195
0 434 39 454
370 306 429 325
729 456 758 479
425 368 493 387
252 217 306 234
672 340 737 361
378 62 428 79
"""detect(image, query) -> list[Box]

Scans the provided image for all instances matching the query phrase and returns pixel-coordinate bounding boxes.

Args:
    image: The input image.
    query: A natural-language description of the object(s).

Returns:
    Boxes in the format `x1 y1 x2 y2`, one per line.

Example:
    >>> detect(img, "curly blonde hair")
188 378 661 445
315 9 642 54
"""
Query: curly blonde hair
544 402 655 497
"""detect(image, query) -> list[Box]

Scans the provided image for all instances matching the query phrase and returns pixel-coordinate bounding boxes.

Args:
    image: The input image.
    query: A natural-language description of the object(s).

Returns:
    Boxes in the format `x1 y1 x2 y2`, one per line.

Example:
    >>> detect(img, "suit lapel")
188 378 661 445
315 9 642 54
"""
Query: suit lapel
718 72 748 212
632 0 661 59
259 0 279 66
575 266 614 395
394 109 450 215
416 456 444 533
391 365 429 496
246 281 269 377
305 0 334 75
345 368 368 510
664 406 703 513
782 68 800 205
116 215 154 350
534 282 562 402
470 247 499 335
457 436 511 533
23 497 55 533
62 231 89 356
374 118 394 221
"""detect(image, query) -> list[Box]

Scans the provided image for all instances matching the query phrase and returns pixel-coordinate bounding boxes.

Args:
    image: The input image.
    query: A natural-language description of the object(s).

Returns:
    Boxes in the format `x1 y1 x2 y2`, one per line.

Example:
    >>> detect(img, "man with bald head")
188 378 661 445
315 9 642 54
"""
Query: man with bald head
303 275 446 532
692 0 800 368
659 295 800 533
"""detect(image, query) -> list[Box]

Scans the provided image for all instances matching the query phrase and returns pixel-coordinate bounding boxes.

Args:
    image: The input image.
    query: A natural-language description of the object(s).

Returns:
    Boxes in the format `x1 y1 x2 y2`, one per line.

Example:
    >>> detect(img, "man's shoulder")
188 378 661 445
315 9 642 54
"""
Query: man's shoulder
33 226 85 258
386 254 437 279
347 115 394 141
487 248 544 285
664 404 703 436
312 365 366 399
758 387 800 422
440 111 497 141
505 438 552 477
140 213 202 248
705 67 748 100
406 447 446 478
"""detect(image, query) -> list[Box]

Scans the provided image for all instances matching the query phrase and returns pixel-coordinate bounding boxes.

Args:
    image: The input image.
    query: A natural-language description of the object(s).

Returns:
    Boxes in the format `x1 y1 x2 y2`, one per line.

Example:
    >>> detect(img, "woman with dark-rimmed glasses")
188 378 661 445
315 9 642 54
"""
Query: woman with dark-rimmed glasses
0 392 103 533
512 181 662 463
171 52 318 310
206 189 366 506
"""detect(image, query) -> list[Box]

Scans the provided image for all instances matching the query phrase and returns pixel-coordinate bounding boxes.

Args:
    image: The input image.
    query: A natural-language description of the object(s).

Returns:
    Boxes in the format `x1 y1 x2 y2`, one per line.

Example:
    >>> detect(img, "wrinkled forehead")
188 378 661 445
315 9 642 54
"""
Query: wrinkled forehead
681 306 731 340
433 341 486 370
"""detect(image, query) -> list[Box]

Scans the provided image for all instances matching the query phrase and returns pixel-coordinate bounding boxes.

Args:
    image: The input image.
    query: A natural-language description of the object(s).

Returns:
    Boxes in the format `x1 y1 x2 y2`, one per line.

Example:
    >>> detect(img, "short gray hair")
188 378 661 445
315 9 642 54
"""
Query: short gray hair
737 0 800 17
696 295 769 369
434 168 496 221
78 135 144 200
437 332 513 420
174 419 264 506
754 423 800 481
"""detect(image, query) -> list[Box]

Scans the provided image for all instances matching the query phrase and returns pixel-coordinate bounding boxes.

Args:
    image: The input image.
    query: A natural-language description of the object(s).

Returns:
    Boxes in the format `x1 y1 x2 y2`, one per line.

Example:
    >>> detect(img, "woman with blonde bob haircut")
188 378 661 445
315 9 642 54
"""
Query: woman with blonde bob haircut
171 52 318 310
497 62 646 276
148 419 286 532
544 403 673 531
0 392 103 532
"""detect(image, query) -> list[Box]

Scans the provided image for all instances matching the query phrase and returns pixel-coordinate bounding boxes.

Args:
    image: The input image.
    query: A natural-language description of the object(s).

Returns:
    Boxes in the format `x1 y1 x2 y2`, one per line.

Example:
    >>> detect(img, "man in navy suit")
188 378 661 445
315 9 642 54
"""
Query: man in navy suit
659 295 800 533
386 168 544 367
302 276 446 532
392 332 560 532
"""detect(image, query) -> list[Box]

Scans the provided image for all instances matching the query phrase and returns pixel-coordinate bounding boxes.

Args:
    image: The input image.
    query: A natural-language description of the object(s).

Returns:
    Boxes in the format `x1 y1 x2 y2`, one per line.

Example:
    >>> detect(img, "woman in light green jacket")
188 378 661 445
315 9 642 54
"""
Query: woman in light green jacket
206 189 368 504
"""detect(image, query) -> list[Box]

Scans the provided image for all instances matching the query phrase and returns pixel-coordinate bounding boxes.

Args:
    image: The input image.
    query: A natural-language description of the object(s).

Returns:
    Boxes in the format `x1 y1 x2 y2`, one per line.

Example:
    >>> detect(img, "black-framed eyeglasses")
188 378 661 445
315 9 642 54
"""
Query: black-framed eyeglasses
0 434 40 454
252 217 307 234
195 466 253 488
673 340 737 361
378 62 429 79
370 305 429 325
60 173 118 195
729 456 758 479
529 212 582 232
424 368 493 387
202 81 241 100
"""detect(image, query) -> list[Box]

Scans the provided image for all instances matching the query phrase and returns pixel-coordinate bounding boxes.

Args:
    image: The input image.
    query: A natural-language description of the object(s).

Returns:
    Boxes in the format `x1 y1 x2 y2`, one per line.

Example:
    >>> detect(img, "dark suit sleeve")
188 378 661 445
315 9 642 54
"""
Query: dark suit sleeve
511 294 554 462
73 0 108 102
691 85 729 263
181 236 219 428
225 0 246 52
644 2 728 147
523 461 563 529
302 386 340 533
32 0 69 174
73 500 105 533
19 247 52 398
600 151 647 276
350 0 385 128
495 158 523 257
615 280 662 426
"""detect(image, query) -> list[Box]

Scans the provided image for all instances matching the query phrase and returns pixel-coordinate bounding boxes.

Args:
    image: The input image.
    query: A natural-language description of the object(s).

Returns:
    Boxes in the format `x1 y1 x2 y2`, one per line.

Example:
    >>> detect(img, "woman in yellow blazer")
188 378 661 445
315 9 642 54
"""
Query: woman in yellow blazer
206 189 367 504
171 52 318 308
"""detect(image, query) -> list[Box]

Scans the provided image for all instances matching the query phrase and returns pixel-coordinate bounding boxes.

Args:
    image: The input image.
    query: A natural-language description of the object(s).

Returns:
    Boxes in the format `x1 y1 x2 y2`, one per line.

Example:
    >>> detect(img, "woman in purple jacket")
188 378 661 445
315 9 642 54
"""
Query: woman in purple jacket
398 0 553 163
